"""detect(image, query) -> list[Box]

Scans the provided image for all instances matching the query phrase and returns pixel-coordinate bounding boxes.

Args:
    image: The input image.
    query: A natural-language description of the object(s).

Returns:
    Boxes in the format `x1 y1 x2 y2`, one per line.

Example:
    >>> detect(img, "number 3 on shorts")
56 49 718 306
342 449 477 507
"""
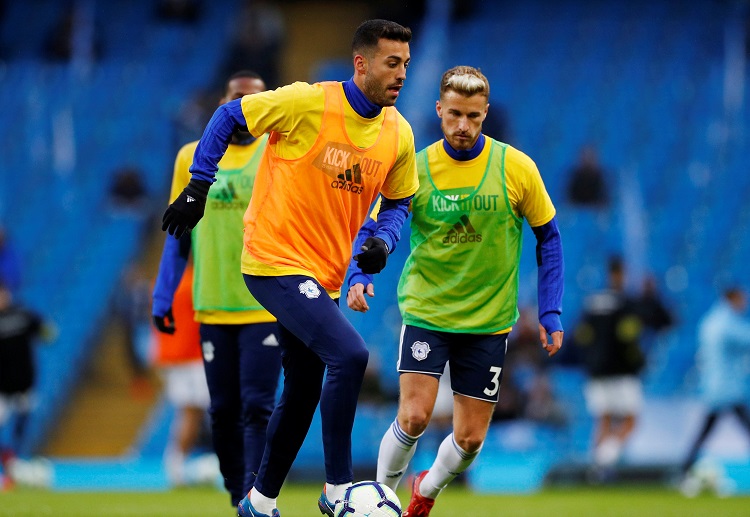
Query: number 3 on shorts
483 366 503 397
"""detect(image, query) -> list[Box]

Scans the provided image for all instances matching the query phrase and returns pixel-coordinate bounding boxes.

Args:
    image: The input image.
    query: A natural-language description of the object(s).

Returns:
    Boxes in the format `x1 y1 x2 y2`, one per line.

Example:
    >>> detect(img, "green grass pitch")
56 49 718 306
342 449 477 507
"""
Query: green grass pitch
2 483 749 517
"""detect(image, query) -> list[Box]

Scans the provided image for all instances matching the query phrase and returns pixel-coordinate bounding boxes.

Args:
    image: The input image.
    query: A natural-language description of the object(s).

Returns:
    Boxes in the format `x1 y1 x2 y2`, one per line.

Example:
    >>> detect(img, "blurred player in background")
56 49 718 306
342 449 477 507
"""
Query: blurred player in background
572 257 647 481
680 286 750 494
152 71 282 508
0 281 55 487
151 263 215 487
348 65 564 517
160 19 418 517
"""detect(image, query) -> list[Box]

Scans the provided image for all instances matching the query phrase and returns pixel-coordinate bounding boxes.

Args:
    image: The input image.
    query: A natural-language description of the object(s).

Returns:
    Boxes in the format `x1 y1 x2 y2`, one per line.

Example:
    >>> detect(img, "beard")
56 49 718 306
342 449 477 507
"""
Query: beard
362 74 395 107
441 123 473 151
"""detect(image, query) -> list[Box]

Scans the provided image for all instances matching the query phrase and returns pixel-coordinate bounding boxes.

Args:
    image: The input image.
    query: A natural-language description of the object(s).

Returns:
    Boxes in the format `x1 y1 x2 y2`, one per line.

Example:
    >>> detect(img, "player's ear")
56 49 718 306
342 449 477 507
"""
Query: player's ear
354 54 367 75
436 100 442 118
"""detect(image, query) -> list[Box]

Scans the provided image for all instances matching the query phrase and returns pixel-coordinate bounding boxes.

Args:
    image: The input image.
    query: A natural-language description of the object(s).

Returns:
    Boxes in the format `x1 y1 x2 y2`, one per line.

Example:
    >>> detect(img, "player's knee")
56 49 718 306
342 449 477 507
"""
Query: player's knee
240 401 273 427
399 410 430 437
340 344 369 376
208 405 236 426
453 433 484 454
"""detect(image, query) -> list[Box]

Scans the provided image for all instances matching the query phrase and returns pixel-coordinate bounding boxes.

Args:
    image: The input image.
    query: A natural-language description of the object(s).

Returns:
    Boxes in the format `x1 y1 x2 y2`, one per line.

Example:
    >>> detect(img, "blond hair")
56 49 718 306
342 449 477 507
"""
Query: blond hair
440 66 490 99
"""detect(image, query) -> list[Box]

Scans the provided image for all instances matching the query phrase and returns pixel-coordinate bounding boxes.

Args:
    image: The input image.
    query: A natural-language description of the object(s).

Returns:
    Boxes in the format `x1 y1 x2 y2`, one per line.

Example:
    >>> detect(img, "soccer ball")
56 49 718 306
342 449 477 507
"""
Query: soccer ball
334 480 402 517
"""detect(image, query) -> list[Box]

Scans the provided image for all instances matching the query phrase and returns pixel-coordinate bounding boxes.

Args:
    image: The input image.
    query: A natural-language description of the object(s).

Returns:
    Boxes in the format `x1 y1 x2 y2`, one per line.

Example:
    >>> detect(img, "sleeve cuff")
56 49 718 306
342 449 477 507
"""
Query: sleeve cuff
348 271 374 289
539 312 563 334
373 232 394 254
152 295 172 317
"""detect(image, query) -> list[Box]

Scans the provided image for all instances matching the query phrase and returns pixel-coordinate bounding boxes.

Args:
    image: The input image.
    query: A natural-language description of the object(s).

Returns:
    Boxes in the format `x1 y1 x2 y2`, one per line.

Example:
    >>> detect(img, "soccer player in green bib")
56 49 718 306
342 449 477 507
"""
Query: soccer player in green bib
152 71 282 508
347 66 565 517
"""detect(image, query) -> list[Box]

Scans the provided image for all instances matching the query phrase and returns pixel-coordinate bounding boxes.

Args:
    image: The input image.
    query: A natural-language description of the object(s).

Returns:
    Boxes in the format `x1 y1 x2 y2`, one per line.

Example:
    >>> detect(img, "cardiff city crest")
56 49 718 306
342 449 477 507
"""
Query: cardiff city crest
411 341 431 361
298 279 321 299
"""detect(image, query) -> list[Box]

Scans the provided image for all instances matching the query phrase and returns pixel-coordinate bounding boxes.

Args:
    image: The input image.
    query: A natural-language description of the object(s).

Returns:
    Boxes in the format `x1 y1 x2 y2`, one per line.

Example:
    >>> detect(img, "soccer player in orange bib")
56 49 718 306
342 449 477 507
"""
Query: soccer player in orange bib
348 66 565 517
161 20 419 517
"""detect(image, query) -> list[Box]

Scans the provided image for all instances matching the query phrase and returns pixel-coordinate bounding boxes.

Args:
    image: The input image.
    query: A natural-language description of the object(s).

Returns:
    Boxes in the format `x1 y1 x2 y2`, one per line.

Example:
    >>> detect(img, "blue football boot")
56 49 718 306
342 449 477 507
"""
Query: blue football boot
317 485 336 516
237 491 280 517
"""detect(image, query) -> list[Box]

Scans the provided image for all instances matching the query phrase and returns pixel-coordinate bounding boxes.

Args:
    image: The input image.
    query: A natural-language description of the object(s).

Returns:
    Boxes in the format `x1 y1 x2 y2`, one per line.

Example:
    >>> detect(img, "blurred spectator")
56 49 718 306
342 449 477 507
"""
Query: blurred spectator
221 0 285 88
371 0 426 29
490 375 525 422
173 88 218 144
524 373 566 425
113 264 153 396
0 282 55 476
0 226 20 295
110 166 147 206
156 0 200 23
44 11 76 61
43 8 101 63
566 145 608 207
151 264 216 486
358 352 390 405
451 0 477 20
636 275 674 332
572 257 646 480
680 286 750 494
499 307 566 426
108 166 151 220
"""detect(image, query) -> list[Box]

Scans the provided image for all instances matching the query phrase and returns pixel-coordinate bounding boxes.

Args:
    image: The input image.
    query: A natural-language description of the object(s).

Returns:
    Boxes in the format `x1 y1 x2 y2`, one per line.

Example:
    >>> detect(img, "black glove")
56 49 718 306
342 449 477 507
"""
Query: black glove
354 237 389 274
162 179 211 238
152 308 176 335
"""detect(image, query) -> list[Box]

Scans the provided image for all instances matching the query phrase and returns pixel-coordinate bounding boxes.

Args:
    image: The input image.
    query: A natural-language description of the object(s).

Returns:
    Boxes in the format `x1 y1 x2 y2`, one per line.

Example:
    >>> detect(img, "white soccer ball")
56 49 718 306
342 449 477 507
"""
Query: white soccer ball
334 480 402 517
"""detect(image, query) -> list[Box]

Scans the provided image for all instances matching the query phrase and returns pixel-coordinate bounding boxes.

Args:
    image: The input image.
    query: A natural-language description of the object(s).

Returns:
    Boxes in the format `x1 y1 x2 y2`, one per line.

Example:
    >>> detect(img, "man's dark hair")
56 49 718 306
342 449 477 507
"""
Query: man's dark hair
352 19 412 56
227 70 262 83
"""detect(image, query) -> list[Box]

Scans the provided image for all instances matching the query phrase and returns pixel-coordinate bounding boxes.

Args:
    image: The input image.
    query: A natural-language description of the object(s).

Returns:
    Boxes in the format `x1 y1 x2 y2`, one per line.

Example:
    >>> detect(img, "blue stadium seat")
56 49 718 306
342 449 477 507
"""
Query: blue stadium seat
2 0 243 455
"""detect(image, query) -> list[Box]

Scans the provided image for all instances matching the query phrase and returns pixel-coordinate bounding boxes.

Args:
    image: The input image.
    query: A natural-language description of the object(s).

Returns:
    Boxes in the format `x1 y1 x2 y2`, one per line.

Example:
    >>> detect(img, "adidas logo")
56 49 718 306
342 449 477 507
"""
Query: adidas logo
442 215 482 244
330 167 364 194
262 334 279 346
187 195 195 203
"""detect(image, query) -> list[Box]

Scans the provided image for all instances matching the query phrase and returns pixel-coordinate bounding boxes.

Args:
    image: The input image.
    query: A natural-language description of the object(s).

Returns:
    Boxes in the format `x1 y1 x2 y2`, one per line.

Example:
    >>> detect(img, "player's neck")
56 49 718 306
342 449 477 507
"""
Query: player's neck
343 78 382 119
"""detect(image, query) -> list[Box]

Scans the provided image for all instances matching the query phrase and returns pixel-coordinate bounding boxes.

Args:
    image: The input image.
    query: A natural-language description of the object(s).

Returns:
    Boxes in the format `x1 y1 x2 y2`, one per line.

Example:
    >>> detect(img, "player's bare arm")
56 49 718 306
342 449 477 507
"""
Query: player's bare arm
347 282 375 313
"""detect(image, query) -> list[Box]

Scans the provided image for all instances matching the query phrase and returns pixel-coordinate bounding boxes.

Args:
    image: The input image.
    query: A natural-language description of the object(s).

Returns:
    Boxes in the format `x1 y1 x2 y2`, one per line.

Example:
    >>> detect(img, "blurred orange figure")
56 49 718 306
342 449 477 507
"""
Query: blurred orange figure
152 264 213 486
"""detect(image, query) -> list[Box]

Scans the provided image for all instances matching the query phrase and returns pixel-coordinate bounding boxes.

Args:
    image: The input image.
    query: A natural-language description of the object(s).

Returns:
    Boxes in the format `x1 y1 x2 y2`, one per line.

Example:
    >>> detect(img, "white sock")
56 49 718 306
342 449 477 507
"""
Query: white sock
420 434 481 499
377 419 422 490
594 437 622 467
250 488 277 515
325 482 352 504
163 445 185 486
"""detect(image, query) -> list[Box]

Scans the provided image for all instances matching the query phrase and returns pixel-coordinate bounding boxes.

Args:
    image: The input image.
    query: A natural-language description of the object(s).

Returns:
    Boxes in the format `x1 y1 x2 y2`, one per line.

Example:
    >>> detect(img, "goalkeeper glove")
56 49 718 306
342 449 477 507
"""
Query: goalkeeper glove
354 237 389 274
152 308 176 335
162 179 211 238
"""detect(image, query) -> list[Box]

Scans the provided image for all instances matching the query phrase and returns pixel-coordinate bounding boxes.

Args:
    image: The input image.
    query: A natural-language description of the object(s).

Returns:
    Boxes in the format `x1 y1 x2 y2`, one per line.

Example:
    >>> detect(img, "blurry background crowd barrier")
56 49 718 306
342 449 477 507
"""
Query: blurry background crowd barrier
1 0 750 494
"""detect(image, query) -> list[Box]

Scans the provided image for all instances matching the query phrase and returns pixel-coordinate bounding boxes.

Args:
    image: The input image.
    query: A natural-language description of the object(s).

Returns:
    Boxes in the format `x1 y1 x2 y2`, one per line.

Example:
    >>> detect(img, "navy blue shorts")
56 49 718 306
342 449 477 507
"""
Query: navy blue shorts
397 325 509 403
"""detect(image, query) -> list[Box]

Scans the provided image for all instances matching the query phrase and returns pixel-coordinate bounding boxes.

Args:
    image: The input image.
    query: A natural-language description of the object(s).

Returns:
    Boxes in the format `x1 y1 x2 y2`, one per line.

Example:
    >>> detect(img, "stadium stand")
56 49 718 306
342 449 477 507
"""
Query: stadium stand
0 0 239 456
